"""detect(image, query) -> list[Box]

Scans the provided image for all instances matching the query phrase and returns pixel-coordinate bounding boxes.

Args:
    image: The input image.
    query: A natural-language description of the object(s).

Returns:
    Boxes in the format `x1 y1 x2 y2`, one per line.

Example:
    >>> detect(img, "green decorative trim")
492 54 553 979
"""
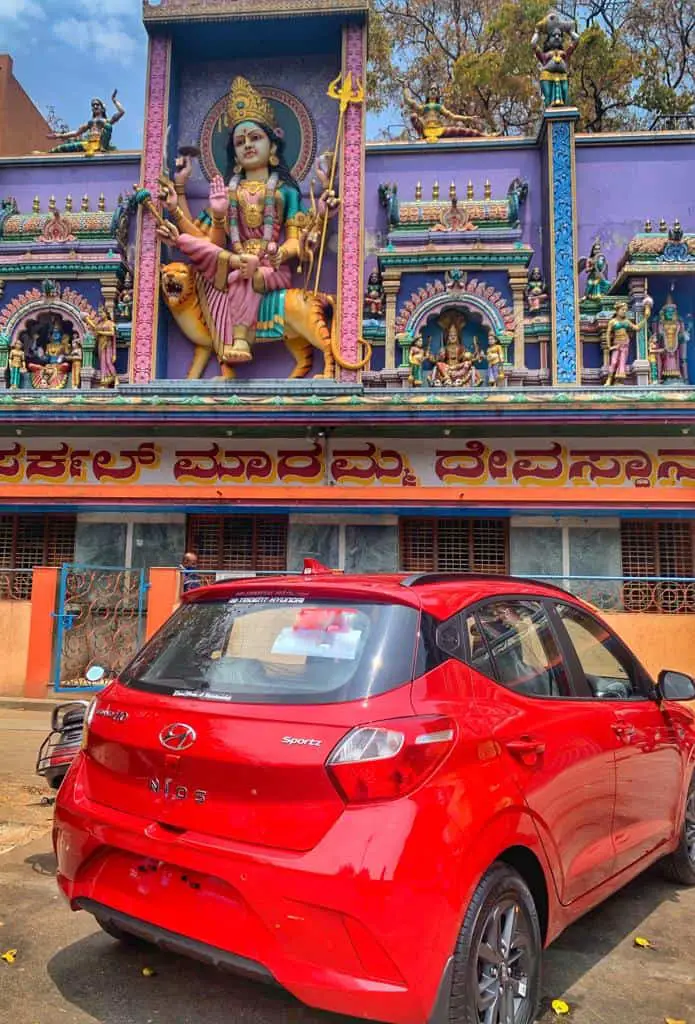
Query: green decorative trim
0 261 123 275
379 252 532 269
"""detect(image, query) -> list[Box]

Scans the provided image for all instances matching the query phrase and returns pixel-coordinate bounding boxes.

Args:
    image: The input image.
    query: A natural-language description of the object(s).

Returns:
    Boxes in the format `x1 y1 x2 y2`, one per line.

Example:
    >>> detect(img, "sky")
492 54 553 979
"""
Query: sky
0 0 390 149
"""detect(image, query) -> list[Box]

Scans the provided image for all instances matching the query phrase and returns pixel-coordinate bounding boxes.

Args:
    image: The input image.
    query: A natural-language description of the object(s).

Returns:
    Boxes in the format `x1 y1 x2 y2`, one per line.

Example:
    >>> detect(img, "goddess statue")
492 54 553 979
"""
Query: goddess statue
404 86 487 142
429 324 481 387
526 267 549 312
363 268 385 320
8 338 26 390
604 300 652 386
48 92 125 156
157 77 343 369
27 316 71 388
580 240 611 299
657 292 688 383
85 306 118 387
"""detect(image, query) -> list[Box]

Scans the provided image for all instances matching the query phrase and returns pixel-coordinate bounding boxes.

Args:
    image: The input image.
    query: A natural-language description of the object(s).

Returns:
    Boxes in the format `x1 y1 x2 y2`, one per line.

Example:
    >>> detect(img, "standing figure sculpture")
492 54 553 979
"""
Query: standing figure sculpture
526 267 549 312
156 76 368 377
657 291 688 383
86 306 118 387
580 240 611 299
48 92 125 156
485 337 506 387
8 338 26 389
604 300 652 386
404 85 486 142
407 335 430 387
363 268 385 320
532 11 580 108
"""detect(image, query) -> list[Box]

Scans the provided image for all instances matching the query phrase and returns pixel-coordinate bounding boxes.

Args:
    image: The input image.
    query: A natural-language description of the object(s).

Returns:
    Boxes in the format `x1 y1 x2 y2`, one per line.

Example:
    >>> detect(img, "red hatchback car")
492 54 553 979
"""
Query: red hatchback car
55 569 695 1024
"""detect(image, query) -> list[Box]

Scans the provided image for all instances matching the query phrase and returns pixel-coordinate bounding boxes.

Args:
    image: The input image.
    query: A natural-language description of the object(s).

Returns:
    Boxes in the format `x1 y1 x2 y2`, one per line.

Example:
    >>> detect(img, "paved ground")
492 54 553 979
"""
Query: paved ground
1 709 694 1024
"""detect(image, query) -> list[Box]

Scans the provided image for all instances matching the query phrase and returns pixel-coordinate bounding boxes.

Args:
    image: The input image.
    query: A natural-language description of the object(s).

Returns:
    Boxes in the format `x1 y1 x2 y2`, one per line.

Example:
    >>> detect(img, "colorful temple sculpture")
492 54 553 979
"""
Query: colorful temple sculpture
0 0 695 697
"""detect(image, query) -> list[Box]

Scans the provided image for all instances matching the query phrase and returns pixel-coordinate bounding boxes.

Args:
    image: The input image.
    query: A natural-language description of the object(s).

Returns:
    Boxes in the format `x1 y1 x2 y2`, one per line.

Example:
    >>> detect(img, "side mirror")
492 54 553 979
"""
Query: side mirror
657 669 695 702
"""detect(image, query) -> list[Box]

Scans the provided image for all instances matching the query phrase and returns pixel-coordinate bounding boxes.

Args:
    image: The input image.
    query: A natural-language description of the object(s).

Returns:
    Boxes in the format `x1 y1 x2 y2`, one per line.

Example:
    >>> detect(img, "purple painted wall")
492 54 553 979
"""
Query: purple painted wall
574 138 695 279
0 156 141 214
364 144 544 275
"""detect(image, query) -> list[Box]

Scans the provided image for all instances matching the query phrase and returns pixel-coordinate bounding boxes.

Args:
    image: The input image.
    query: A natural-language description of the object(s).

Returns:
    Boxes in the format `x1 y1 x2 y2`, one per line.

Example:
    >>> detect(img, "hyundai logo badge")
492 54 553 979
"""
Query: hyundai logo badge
159 723 197 751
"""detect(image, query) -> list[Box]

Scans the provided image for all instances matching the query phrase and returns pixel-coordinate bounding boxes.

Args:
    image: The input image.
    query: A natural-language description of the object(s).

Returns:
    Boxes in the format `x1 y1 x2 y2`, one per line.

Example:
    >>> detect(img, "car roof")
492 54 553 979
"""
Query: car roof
187 572 583 621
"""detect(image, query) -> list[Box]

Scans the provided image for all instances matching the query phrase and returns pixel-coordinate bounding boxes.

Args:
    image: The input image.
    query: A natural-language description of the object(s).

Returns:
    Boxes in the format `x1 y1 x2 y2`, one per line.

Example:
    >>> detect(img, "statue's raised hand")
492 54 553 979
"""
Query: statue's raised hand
174 155 193 186
156 221 180 245
209 175 228 219
158 179 179 213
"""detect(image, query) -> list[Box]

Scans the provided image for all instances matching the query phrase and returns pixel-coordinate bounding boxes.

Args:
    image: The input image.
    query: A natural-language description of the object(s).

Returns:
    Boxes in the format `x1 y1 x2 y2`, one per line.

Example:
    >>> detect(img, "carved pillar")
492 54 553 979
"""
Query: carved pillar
337 23 367 382
508 268 528 381
543 108 580 385
99 273 120 318
383 276 401 370
130 34 171 384
628 276 651 385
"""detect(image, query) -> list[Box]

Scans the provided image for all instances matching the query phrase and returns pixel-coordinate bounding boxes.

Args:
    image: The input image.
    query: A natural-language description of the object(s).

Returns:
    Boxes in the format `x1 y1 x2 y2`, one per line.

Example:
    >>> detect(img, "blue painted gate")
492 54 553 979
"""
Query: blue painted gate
53 564 148 693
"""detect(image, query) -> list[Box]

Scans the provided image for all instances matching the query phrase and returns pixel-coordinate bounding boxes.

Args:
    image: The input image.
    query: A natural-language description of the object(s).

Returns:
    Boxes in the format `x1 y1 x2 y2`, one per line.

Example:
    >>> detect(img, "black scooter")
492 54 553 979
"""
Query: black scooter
36 700 88 790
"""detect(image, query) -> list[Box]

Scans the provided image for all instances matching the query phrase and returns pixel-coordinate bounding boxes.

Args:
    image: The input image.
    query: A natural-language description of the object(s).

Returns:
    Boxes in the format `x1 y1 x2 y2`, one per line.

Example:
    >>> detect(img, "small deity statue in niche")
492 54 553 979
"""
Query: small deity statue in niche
657 291 688 383
429 324 481 387
532 10 580 108
485 337 506 387
28 317 71 388
408 335 432 387
526 267 549 312
648 335 665 384
403 85 487 142
48 91 125 156
155 77 368 377
115 274 133 322
8 338 26 390
24 327 45 366
604 299 652 386
86 306 118 387
580 240 611 300
363 268 385 320
69 339 83 389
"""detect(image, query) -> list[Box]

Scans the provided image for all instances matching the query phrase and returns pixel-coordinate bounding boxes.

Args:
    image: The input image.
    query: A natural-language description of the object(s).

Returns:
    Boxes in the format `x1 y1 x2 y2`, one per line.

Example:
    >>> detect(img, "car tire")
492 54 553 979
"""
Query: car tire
449 863 541 1024
95 918 149 947
661 774 695 886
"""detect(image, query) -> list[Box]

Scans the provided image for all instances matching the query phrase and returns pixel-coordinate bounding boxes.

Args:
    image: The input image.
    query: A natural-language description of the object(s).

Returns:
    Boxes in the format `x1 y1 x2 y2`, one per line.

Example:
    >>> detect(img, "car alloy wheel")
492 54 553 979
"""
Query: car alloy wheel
475 899 533 1024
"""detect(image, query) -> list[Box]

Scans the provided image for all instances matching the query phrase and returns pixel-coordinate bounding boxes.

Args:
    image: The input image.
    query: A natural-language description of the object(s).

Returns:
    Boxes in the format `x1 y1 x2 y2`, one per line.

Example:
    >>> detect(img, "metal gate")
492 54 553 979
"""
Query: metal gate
53 564 148 693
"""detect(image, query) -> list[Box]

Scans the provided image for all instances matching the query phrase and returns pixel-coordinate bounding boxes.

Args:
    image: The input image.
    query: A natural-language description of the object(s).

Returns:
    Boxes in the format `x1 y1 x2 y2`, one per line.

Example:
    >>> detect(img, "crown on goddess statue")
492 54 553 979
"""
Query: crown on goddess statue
227 77 278 133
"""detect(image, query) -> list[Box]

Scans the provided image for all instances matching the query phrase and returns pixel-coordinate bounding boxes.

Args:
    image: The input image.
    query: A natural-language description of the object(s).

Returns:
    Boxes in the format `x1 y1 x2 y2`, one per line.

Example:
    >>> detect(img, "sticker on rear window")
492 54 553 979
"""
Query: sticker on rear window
230 596 305 605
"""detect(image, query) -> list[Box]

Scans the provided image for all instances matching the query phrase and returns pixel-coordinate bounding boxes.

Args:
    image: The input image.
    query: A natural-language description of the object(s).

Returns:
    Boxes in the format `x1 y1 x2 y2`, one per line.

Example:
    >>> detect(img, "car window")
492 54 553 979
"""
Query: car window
555 603 648 701
466 599 571 698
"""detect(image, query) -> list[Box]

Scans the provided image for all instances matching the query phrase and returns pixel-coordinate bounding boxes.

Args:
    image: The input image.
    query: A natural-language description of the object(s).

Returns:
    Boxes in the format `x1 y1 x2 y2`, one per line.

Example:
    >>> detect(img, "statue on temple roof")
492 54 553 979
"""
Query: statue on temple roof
532 10 579 109
604 299 652 386
47 91 125 156
403 85 487 142
579 239 611 300
363 267 385 320
657 290 688 384
526 267 549 312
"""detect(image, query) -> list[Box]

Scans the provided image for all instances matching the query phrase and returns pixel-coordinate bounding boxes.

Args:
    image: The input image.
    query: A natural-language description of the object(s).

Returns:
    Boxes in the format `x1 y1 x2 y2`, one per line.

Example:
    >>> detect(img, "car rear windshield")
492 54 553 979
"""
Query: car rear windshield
120 597 420 705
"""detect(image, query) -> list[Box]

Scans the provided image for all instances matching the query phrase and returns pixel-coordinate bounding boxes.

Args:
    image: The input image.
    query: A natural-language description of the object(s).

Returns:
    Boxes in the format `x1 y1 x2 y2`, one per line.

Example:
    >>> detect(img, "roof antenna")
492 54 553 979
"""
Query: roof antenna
303 559 339 575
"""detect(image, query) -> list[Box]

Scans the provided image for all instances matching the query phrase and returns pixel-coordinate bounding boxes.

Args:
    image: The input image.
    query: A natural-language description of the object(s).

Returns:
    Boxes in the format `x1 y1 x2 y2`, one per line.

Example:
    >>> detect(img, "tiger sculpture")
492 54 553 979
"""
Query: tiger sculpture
160 262 371 380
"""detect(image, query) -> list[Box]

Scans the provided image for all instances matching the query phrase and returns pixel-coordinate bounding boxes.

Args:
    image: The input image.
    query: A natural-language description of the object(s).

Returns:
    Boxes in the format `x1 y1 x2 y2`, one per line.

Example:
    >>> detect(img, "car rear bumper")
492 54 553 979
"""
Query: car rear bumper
55 766 455 1024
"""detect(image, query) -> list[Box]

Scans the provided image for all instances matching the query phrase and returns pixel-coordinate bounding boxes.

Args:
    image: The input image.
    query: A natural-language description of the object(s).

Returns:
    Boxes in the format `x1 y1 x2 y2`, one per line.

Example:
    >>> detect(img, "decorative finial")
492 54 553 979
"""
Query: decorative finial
484 179 492 200
466 181 474 200
81 194 90 212
659 218 667 232
48 195 56 212
65 195 73 212
98 193 106 212
32 196 40 214
415 181 422 201
644 219 652 233
432 181 440 200
449 181 457 204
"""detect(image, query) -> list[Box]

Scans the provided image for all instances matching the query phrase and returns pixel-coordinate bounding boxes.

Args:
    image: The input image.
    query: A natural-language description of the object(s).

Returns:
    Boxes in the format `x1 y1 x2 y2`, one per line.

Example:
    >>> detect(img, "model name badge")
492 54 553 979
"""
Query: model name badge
282 736 323 747
149 778 207 803
95 708 128 722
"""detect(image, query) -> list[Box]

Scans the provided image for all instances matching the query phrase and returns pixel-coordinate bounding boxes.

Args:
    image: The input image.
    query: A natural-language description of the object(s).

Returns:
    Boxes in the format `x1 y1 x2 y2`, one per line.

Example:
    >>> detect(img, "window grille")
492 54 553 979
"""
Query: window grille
621 520 694 613
187 515 288 574
400 518 508 574
0 514 76 599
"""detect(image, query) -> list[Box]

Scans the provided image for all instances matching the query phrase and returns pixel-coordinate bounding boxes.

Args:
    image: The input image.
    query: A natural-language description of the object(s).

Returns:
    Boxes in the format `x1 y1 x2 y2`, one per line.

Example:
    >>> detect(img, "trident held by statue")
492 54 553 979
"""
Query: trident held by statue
313 72 364 295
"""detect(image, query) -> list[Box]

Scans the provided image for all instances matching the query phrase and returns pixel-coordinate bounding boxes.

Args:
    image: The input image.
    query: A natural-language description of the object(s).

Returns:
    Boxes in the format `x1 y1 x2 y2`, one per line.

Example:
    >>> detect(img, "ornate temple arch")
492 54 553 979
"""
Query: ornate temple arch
395 276 516 340
0 286 97 343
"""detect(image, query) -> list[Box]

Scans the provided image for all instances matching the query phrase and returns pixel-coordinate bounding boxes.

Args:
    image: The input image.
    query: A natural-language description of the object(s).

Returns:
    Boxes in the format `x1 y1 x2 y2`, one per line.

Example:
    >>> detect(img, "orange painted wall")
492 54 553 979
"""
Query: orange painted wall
604 612 695 679
0 54 52 156
0 600 31 696
146 568 181 640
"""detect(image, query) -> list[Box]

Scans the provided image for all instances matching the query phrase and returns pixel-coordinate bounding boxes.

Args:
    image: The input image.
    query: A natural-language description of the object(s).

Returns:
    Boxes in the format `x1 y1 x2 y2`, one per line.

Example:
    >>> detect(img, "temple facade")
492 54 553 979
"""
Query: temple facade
0 0 694 695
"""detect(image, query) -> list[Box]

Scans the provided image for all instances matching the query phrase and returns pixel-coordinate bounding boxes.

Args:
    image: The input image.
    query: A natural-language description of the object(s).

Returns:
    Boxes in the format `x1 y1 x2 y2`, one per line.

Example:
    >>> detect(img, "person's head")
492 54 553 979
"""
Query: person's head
615 301 628 318
225 76 298 191
182 552 198 568
426 84 440 103
91 98 107 119
530 267 542 282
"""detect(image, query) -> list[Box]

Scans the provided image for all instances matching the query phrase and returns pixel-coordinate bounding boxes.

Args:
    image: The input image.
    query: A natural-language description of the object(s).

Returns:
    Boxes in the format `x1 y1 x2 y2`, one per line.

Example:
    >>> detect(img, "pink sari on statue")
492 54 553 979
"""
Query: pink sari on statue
177 219 292 350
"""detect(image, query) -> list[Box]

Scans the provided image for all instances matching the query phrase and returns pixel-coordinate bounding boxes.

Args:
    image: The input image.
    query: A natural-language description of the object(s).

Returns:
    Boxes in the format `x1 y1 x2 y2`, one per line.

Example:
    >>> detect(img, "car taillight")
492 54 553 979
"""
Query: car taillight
81 698 97 749
326 716 456 803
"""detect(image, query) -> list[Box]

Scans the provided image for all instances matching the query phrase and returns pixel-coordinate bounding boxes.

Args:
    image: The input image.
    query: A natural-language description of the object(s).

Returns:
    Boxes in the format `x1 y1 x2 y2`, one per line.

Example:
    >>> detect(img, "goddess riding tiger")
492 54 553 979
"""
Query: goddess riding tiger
156 76 370 379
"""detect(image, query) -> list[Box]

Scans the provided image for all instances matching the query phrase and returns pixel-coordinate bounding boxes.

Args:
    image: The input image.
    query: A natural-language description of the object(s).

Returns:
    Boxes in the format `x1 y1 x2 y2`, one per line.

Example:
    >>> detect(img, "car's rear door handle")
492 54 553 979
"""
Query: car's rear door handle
505 737 546 760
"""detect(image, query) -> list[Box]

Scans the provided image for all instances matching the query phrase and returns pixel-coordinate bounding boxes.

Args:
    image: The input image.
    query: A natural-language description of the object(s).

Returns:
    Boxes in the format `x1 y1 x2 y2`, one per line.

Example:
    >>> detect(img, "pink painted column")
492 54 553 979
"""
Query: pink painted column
337 23 367 382
131 34 172 383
